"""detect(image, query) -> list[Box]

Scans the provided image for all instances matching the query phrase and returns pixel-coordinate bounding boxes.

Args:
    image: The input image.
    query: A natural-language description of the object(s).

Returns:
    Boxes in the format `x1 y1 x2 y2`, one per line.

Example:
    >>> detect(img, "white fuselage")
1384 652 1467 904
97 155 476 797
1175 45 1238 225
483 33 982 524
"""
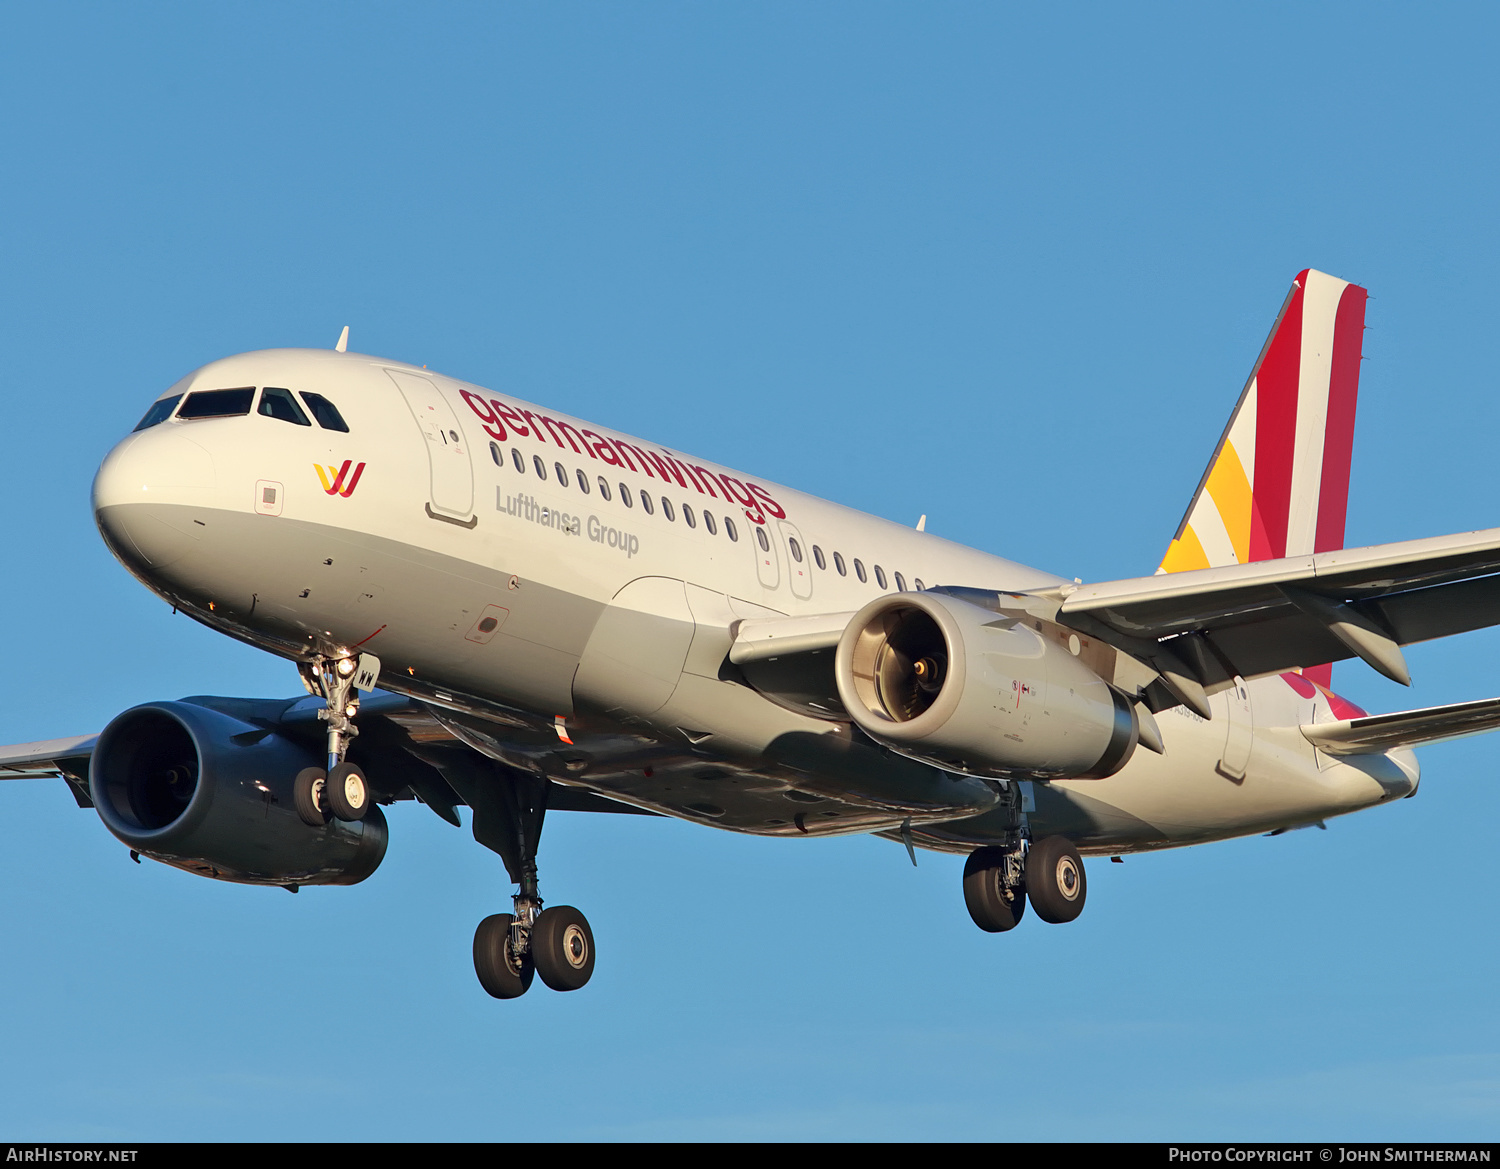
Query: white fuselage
91 349 1418 855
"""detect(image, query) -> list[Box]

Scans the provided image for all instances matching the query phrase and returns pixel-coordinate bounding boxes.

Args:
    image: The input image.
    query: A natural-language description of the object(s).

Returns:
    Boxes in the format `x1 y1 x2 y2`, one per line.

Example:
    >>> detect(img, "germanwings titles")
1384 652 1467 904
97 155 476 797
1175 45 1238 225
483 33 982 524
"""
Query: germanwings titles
8 269 1500 998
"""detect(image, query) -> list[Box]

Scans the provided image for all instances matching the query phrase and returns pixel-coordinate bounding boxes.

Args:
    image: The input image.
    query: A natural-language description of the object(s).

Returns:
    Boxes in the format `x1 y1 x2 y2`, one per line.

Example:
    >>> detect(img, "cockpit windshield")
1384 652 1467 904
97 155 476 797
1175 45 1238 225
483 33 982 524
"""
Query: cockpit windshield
132 385 348 432
133 395 182 432
258 387 311 426
299 392 350 432
177 387 255 420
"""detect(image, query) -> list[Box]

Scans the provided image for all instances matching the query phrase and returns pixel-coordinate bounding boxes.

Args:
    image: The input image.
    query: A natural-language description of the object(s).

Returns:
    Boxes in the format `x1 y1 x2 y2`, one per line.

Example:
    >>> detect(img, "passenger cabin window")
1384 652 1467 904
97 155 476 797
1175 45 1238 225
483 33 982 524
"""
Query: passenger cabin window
834 551 847 576
577 471 590 494
788 537 803 563
683 504 696 529
724 517 738 542
661 497 675 522
874 566 887 589
259 387 311 426
703 511 717 535
512 448 525 473
619 484 633 507
555 463 569 487
895 572 907 592
598 477 612 501
813 545 826 570
490 442 503 466
640 492 655 515
133 395 181 431
533 455 548 480
299 392 349 432
178 387 254 419
914 578 925 591
854 558 867 583
756 527 770 552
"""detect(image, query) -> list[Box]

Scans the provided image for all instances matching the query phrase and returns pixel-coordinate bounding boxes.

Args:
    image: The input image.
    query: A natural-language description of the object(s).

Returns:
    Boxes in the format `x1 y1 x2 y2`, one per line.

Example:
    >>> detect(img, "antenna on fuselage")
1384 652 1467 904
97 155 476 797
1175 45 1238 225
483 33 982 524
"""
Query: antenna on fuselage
335 326 349 353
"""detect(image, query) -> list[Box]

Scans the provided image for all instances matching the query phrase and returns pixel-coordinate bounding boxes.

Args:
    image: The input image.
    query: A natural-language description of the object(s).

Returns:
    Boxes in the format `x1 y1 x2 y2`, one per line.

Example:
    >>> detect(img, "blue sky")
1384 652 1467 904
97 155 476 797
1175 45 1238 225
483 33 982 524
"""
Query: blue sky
2 2 1499 1140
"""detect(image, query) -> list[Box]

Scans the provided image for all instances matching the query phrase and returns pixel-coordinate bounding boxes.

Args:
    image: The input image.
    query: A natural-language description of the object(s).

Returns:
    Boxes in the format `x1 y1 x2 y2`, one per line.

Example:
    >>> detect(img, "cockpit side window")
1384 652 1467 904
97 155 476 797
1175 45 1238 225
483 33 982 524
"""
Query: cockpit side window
133 395 182 431
177 387 255 419
298 392 350 432
258 387 312 426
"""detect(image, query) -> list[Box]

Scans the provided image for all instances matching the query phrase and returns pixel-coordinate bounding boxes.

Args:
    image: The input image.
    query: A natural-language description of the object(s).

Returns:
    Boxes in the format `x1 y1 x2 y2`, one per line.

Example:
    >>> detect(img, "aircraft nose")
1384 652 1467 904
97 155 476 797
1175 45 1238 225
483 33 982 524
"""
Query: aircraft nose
93 429 217 571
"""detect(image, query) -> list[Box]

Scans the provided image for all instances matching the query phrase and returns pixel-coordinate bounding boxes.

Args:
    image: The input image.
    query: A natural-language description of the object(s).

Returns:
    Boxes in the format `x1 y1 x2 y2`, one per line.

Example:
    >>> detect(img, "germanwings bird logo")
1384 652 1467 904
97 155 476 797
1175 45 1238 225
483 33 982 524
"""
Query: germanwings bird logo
314 460 366 498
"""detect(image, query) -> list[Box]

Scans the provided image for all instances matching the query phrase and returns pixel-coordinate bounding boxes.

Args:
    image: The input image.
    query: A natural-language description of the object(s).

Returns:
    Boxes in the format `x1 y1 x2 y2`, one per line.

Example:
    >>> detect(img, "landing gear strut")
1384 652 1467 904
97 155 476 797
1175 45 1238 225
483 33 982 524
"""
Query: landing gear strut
962 782 1088 930
430 758 595 999
293 655 371 825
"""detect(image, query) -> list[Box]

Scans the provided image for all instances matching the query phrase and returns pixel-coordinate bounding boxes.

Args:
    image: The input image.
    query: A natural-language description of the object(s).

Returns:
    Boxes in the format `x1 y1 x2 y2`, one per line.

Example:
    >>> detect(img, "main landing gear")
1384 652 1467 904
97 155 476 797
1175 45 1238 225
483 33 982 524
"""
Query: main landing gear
964 835 1087 931
293 655 372 826
462 764 595 999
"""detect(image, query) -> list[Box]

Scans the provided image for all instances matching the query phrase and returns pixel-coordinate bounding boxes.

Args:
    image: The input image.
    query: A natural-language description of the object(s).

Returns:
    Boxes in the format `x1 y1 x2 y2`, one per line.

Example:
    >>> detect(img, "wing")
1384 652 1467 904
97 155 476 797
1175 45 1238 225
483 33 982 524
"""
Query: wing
0 734 98 806
1049 526 1500 714
1302 696 1500 756
0 735 98 777
0 698 658 819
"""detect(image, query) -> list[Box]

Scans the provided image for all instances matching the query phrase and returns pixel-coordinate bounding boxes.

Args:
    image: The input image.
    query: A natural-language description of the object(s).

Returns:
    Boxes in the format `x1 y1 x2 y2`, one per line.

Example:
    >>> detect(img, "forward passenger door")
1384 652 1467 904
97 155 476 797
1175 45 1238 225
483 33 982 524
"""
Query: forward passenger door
386 370 475 522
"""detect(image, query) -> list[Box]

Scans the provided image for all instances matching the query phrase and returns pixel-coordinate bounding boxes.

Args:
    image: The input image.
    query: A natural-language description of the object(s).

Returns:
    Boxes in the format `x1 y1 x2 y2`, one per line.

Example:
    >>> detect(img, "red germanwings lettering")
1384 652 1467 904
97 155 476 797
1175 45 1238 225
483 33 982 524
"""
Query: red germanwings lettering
461 390 785 523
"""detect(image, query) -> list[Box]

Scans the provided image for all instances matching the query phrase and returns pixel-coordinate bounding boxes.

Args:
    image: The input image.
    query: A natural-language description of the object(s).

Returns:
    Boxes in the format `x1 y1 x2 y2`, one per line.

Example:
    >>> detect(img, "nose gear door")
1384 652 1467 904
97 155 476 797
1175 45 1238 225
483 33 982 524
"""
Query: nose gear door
386 370 475 521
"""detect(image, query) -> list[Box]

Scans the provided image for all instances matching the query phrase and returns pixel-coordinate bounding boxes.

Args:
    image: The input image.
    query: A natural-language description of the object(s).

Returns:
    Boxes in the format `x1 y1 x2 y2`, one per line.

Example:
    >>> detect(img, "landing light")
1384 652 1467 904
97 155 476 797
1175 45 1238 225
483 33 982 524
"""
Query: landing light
336 658 356 677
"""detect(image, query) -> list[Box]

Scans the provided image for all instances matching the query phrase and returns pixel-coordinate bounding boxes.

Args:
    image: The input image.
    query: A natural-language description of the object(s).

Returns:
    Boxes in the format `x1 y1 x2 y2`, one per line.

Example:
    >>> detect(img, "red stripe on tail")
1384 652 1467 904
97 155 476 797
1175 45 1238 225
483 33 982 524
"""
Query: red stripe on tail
1314 283 1367 555
1249 271 1308 561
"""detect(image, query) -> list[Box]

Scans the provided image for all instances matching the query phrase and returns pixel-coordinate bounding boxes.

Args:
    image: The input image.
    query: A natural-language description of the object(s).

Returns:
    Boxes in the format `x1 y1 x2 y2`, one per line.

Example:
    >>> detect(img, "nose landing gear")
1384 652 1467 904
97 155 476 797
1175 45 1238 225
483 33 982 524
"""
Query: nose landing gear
293 655 372 826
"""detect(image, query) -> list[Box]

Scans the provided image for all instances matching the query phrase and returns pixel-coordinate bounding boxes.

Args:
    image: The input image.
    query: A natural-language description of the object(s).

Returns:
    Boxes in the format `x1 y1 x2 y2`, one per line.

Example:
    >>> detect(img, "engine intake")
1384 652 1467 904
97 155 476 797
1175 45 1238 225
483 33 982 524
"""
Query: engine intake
834 592 1138 779
92 701 386 886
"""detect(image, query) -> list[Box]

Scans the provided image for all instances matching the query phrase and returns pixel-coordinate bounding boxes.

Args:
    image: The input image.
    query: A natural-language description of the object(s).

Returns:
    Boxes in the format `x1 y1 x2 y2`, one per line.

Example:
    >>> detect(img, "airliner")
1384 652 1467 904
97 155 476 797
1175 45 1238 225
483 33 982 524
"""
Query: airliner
8 270 1500 999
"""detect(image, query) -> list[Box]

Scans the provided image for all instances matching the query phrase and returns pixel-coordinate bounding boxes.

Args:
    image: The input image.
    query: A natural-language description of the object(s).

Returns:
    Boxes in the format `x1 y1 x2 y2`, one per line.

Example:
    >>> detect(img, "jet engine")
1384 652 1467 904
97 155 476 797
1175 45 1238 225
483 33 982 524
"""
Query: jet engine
834 592 1138 780
91 700 386 886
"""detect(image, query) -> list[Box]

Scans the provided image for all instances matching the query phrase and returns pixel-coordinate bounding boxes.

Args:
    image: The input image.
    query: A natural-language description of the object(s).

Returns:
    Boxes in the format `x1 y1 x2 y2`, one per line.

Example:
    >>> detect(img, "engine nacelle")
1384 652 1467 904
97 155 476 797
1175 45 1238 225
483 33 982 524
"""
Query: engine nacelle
834 592 1138 780
91 701 387 886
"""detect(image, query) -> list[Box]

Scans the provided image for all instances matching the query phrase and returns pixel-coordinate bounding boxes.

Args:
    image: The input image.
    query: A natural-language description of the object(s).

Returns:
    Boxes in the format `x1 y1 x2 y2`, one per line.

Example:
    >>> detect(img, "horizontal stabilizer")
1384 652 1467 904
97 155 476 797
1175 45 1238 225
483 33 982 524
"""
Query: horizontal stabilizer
1301 696 1500 756
1053 525 1500 695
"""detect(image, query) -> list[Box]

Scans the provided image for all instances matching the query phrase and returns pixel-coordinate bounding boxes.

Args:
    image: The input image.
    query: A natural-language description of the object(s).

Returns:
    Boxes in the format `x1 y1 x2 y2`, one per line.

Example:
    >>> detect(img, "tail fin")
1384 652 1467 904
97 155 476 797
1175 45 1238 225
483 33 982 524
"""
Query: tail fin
1159 269 1368 684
